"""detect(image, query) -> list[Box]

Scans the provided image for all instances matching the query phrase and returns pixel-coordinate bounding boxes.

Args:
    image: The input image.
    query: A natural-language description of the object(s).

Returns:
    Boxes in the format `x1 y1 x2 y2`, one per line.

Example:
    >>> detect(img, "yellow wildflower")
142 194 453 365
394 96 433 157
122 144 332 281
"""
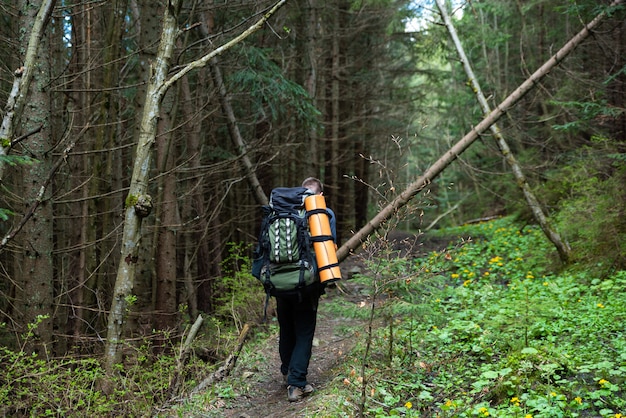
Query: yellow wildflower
574 397 582 404
597 303 605 308
599 378 609 386
405 401 412 409
451 273 460 279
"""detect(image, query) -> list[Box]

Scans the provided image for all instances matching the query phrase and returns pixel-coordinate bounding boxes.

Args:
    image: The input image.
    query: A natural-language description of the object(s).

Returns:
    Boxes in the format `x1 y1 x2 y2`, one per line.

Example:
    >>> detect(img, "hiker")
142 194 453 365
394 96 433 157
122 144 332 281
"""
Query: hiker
276 177 337 402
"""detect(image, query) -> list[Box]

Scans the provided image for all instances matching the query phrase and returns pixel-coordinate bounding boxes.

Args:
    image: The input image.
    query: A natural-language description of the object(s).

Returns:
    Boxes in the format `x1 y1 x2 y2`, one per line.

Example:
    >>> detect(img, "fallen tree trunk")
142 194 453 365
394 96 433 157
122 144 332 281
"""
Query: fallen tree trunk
336 0 623 262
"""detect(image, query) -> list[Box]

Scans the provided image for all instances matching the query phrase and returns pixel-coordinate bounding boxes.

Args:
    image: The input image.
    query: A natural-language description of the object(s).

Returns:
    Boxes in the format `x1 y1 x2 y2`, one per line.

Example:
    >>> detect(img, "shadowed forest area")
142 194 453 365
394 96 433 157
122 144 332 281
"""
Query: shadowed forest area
0 0 624 416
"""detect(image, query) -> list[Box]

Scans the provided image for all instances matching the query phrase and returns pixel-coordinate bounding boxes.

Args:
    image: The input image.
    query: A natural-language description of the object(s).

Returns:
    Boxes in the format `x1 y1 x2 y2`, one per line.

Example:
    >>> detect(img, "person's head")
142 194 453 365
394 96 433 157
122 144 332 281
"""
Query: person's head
302 177 324 195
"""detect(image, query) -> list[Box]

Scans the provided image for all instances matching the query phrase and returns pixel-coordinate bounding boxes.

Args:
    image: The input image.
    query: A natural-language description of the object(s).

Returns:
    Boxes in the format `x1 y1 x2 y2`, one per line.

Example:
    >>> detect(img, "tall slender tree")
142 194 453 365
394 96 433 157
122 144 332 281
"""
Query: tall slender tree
14 0 56 355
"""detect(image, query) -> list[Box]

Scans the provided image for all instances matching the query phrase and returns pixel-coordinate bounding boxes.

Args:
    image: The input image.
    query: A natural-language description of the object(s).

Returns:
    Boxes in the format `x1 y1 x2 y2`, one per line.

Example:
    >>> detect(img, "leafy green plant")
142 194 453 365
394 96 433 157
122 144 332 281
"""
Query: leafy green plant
213 242 266 329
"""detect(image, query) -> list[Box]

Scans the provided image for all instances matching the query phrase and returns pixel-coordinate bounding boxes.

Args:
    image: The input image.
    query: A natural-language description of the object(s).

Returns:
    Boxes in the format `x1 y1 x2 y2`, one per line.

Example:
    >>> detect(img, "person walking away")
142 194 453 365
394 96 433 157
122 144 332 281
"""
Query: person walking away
276 177 337 402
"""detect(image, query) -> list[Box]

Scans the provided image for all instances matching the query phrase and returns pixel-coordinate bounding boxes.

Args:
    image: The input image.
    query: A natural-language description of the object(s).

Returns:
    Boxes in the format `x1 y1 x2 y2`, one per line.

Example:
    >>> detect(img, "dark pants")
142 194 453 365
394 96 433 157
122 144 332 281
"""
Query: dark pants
276 290 320 387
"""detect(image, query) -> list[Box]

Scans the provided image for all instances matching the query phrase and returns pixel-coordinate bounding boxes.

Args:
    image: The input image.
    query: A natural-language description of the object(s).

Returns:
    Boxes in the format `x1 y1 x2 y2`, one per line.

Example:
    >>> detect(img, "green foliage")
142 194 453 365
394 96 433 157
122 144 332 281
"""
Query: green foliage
0 316 113 416
543 151 626 271
0 347 112 416
227 46 321 131
0 316 227 416
320 218 626 417
0 208 13 221
550 97 623 132
0 154 36 166
213 242 265 328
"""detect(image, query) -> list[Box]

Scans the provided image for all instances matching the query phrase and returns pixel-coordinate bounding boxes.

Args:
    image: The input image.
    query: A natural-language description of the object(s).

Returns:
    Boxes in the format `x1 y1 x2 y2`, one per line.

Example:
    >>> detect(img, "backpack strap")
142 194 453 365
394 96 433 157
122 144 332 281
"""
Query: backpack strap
261 268 273 322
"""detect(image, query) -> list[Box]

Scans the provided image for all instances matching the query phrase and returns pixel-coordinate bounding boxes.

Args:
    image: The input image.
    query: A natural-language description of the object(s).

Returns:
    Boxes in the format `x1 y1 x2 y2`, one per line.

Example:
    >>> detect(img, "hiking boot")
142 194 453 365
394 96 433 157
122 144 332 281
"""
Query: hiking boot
302 384 314 395
287 384 314 402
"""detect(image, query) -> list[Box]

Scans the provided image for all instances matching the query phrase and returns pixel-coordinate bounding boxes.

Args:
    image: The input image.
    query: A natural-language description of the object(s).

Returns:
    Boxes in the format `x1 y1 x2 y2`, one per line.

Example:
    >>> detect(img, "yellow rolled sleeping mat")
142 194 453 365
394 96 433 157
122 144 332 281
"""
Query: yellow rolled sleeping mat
304 195 342 284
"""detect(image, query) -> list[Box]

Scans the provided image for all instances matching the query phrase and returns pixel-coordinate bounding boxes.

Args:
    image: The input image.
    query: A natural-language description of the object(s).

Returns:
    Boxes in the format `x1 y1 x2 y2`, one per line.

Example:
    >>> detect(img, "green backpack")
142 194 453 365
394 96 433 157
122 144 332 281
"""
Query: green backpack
252 187 319 299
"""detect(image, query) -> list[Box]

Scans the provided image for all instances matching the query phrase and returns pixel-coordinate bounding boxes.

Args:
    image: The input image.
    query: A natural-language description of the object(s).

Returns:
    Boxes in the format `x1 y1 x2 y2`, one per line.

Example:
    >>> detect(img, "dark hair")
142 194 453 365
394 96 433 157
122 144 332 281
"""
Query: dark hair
302 177 323 194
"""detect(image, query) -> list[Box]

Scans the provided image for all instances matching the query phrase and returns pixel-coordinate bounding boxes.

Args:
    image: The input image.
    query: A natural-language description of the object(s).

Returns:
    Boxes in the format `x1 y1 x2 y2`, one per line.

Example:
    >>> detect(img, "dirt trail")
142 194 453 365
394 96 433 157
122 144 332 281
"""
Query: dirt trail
202 232 448 418
214 285 362 418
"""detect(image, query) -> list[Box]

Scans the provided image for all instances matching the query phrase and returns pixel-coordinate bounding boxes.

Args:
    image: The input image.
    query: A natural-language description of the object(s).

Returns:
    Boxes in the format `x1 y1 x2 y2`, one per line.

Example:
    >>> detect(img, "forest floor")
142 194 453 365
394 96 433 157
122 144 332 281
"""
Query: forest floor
197 230 451 418
215 291 362 418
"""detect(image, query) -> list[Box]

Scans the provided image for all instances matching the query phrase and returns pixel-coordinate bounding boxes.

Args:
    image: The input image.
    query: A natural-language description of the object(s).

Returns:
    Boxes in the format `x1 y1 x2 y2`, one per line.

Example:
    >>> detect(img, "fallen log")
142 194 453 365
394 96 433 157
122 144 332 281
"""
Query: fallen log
191 323 251 395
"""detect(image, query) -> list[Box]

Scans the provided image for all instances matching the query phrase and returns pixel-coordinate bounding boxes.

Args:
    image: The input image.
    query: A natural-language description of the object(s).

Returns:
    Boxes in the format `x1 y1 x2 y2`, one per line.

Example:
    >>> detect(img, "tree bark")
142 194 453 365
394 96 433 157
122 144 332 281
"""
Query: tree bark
14 0 56 355
336 0 623 262
154 91 179 335
304 0 319 176
179 75 202 320
434 0 572 263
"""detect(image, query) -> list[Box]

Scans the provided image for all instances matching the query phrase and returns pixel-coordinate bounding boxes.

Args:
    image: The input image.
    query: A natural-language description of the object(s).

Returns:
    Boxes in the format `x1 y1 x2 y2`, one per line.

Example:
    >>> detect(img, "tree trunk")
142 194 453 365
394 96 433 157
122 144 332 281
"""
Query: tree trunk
434 0 572 263
15 0 56 355
104 0 181 372
154 91 179 336
179 75 202 320
327 2 342 228
336 0 623 262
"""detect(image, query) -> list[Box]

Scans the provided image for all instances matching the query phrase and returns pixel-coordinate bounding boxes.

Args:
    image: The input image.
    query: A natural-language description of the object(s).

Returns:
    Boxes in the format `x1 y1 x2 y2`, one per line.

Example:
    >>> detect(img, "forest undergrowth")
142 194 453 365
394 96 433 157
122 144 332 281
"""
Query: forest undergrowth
184 216 626 418
1 217 625 417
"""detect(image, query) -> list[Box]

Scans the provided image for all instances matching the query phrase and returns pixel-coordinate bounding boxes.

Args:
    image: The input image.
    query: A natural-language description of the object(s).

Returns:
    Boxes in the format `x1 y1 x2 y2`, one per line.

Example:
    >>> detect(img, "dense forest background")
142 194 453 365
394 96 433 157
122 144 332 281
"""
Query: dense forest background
0 0 624 369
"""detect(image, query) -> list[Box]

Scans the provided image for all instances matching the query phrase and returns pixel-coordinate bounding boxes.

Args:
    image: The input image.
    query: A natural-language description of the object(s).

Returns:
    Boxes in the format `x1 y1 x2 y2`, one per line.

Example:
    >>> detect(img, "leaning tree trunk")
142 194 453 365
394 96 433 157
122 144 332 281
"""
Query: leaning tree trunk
208 57 269 206
199 10 268 206
434 0 572 263
103 0 287 372
336 0 623 262
104 0 181 372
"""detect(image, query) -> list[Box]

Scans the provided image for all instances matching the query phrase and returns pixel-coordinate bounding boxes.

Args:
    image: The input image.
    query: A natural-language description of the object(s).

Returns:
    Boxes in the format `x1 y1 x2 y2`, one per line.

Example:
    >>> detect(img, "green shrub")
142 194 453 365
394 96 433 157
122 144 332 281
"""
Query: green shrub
544 148 626 272
213 242 266 328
